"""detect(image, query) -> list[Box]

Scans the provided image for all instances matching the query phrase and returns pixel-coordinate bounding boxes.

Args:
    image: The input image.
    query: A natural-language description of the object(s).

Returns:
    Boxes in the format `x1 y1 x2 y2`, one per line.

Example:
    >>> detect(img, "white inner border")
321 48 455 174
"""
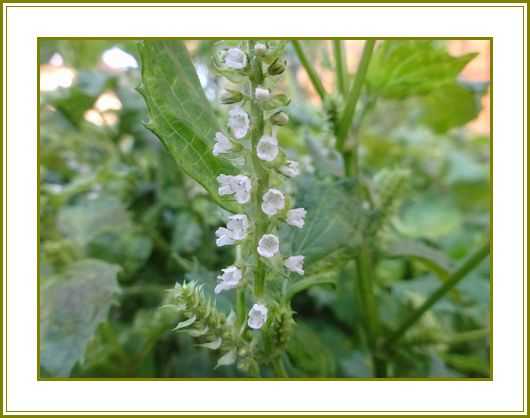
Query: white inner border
3 3 527 415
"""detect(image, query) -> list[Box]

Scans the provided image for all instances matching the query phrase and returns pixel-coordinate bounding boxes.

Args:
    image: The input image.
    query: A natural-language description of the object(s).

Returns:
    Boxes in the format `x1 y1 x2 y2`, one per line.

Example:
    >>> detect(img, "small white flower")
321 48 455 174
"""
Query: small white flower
215 227 235 247
216 174 252 204
284 255 304 275
224 47 247 70
215 265 242 294
255 87 271 101
256 135 279 162
247 303 268 330
215 214 249 247
287 208 306 229
280 160 300 177
254 43 267 56
212 132 232 156
226 214 249 240
261 188 285 217
257 234 280 258
228 106 250 139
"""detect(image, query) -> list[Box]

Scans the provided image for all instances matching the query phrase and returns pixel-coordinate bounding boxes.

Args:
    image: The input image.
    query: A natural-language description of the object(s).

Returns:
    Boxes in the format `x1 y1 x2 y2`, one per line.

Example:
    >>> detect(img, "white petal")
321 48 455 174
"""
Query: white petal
287 208 306 228
256 135 279 162
228 106 250 139
261 188 285 217
224 48 247 70
213 132 232 156
255 87 271 101
216 265 243 293
247 303 268 330
280 160 300 177
215 227 235 247
284 255 304 275
257 234 280 258
227 215 249 240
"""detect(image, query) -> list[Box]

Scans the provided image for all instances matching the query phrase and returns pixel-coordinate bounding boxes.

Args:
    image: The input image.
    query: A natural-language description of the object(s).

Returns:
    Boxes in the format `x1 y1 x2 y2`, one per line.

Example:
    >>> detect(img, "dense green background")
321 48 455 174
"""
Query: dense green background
39 39 490 378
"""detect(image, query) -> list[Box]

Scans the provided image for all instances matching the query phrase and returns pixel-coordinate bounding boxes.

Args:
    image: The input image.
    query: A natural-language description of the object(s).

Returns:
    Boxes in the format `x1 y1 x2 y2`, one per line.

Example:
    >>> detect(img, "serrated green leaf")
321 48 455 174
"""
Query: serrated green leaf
40 259 121 377
138 40 239 212
367 40 477 99
384 239 454 278
280 176 366 266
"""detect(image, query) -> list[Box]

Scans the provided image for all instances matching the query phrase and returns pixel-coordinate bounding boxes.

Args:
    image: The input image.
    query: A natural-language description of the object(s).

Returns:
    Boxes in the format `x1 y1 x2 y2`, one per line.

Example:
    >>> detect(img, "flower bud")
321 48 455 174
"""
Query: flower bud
254 43 268 57
270 111 289 126
268 57 286 76
220 89 243 105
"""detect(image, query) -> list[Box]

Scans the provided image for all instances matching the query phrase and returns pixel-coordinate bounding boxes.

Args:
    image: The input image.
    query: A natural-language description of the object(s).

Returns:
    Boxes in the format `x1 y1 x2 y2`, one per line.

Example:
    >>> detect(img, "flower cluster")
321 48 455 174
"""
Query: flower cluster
212 41 306 333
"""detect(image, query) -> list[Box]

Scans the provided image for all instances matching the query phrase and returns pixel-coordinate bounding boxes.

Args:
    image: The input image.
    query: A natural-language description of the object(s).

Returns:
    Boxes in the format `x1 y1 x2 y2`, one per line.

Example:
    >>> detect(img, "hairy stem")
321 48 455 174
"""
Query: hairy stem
356 244 386 377
292 40 327 101
386 241 490 348
336 39 375 153
333 40 347 95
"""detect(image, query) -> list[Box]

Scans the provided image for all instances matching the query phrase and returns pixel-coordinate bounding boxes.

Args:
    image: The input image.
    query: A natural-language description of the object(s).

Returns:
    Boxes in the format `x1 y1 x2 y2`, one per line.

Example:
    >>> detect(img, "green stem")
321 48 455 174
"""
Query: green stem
292 40 327 101
356 244 386 377
386 241 490 348
336 39 375 153
248 42 268 299
272 357 289 378
333 40 347 95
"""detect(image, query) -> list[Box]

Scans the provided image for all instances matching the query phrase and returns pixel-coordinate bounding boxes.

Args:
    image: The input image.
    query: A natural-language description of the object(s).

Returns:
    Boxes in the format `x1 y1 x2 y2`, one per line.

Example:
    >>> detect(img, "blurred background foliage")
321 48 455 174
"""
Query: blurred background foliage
39 39 490 378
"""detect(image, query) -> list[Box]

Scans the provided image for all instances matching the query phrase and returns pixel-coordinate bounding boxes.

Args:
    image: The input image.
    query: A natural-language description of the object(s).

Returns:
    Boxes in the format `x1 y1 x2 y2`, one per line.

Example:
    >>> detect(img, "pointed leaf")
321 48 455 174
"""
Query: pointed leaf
173 314 196 331
367 40 477 99
199 337 223 350
215 349 237 368
138 40 239 212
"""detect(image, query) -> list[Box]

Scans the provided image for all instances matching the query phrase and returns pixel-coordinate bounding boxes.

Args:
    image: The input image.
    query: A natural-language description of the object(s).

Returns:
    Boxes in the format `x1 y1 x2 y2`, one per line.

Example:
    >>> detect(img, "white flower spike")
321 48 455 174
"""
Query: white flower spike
280 160 300 177
215 266 242 294
284 255 304 275
255 87 271 101
257 234 280 258
287 208 306 229
228 106 250 139
247 303 268 330
224 47 247 70
216 174 252 204
261 188 285 217
213 132 232 156
215 214 249 247
256 135 279 162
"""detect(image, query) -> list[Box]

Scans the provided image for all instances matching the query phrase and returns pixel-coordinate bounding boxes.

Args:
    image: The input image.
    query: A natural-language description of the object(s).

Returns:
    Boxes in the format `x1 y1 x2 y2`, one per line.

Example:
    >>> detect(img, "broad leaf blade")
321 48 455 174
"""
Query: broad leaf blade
281 177 366 266
40 259 121 377
420 81 486 133
138 40 239 212
367 40 477 99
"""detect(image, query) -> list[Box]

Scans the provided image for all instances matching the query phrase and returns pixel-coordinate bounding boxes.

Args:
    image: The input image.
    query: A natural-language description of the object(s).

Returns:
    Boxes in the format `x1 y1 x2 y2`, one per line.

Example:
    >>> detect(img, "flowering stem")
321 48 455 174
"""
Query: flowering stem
333 40 347 96
247 42 268 299
385 241 490 348
336 39 375 154
292 40 327 101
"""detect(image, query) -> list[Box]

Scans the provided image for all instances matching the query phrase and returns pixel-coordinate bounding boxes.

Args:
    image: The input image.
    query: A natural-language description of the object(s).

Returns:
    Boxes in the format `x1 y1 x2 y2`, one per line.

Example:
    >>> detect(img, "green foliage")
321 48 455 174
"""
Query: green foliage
39 39 490 379
40 260 121 376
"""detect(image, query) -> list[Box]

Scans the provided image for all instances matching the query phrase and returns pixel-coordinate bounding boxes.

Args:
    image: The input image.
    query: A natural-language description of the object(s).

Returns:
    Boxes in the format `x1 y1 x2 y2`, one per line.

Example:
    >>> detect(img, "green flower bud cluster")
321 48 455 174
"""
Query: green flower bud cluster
166 281 255 371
